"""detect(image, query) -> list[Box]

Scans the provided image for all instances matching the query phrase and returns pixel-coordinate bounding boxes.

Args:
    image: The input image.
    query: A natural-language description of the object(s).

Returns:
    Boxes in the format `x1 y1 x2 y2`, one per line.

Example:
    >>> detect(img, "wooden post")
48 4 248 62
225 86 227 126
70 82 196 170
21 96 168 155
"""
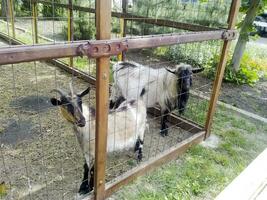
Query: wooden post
118 0 127 61
94 0 111 199
32 0 38 44
7 0 15 38
68 0 74 67
204 0 241 139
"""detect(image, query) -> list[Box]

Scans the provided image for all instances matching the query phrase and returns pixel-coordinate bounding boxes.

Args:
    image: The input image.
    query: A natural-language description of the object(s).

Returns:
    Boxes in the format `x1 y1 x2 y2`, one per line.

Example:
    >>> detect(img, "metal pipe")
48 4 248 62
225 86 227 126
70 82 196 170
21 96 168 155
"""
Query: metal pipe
0 30 237 65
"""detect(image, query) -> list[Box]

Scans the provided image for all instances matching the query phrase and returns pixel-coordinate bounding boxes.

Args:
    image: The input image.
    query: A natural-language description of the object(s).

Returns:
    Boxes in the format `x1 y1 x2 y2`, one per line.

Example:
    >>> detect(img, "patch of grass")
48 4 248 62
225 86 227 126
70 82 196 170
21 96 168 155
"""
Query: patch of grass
113 103 267 200
74 57 90 70
182 96 209 126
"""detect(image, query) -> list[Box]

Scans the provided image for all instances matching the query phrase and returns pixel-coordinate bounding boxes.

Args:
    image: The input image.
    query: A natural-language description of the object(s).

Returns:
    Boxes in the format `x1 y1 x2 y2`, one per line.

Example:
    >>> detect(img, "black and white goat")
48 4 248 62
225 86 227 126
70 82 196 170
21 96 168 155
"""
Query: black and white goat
50 84 147 194
110 61 203 136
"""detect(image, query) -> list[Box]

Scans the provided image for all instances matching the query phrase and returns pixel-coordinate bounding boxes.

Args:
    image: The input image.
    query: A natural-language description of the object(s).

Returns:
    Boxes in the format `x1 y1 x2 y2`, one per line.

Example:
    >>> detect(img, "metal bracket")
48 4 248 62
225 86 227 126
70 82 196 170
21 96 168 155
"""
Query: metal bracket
77 41 128 58
222 30 237 40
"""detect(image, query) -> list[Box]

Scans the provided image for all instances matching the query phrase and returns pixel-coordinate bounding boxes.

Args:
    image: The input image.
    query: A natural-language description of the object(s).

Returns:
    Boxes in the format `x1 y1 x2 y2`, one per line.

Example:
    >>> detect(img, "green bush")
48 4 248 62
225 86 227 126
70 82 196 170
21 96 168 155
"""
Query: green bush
41 0 64 18
13 0 31 17
204 52 266 86
73 18 95 40
62 14 95 40
153 41 220 68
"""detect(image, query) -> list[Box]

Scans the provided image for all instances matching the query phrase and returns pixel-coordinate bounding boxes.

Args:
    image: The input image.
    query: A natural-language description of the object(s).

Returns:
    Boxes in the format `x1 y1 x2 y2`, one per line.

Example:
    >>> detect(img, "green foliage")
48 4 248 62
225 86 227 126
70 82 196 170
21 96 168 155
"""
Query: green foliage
13 0 31 17
62 12 95 40
41 0 64 18
153 41 221 68
204 52 266 86
112 94 267 200
237 0 267 38
240 0 267 14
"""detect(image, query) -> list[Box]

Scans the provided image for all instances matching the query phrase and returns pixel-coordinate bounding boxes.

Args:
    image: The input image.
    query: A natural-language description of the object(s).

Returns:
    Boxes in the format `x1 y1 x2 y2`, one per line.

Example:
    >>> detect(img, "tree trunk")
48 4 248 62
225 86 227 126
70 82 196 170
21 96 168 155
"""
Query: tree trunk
232 0 261 71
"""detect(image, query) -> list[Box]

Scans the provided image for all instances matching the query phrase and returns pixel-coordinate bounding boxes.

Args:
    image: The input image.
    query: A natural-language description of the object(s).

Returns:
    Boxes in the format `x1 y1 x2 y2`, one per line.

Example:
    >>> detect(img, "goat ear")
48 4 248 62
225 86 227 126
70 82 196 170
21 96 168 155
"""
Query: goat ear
78 87 90 97
50 98 62 106
192 67 204 74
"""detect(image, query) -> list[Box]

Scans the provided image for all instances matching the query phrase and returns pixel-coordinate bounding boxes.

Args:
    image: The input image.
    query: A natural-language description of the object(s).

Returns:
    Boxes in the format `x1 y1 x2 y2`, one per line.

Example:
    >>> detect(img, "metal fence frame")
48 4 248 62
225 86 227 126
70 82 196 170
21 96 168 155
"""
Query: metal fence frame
0 0 241 199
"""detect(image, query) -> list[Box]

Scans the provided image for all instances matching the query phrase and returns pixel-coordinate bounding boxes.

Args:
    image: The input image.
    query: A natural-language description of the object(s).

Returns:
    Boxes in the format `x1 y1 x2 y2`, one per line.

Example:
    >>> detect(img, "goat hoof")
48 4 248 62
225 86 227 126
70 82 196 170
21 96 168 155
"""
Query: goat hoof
160 129 168 137
137 153 143 162
78 181 92 195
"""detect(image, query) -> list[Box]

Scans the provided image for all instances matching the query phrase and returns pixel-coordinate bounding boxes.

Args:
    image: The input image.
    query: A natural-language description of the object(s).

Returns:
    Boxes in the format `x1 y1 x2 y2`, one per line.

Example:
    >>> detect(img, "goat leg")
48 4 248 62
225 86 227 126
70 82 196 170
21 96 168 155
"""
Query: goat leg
160 110 169 137
135 138 144 162
89 164 94 192
78 162 90 194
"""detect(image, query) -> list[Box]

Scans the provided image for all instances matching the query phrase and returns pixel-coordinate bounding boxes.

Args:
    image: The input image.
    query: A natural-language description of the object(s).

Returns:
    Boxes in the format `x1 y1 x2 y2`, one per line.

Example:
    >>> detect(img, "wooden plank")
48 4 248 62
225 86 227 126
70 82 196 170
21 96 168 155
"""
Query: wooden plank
37 0 216 31
0 30 236 65
0 32 22 45
0 32 97 85
204 0 241 139
147 107 203 133
94 0 111 199
215 148 267 200
105 131 205 198
47 59 97 85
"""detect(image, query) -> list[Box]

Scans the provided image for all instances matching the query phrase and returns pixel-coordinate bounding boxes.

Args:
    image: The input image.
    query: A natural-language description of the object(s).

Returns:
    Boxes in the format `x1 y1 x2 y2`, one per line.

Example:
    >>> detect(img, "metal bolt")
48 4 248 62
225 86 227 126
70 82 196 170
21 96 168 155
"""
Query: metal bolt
99 180 103 185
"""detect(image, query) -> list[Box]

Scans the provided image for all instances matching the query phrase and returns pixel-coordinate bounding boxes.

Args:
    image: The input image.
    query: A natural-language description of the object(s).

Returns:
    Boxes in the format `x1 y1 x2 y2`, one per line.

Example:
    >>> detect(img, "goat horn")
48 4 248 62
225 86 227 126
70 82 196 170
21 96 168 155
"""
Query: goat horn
51 89 67 96
69 82 75 97
192 67 204 74
164 67 176 74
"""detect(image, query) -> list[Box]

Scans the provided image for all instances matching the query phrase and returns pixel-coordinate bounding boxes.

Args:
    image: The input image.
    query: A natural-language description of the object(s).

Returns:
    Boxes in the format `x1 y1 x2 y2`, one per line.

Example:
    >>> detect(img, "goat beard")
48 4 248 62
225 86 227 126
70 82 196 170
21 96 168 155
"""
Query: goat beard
60 107 76 124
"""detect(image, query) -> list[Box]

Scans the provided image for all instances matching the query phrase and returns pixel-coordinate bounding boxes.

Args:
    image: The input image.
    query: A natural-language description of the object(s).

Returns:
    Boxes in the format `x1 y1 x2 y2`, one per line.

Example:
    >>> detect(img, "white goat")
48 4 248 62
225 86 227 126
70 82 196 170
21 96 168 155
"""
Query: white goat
110 61 203 136
50 84 147 194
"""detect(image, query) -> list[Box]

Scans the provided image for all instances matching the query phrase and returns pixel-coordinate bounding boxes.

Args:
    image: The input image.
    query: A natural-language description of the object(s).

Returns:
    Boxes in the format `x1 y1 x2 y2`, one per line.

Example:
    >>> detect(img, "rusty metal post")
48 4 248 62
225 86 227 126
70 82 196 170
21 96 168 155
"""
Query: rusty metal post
118 0 127 61
94 0 111 199
204 0 241 139
7 0 15 38
68 0 74 67
32 0 38 43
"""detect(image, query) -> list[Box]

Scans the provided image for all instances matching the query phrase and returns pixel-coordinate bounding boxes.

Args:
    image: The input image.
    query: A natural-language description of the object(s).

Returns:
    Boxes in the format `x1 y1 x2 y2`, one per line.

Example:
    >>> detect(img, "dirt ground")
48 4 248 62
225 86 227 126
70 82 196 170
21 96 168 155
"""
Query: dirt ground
0 57 193 199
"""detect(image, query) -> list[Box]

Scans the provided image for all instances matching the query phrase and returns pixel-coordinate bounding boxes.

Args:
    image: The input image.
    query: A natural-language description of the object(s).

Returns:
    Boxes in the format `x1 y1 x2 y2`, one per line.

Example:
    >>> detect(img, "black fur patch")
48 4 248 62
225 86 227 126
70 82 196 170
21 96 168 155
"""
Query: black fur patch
116 62 138 72
89 107 96 116
110 96 126 109
160 110 169 136
120 62 138 68
177 89 190 114
134 138 144 161
140 88 146 97
129 100 136 105
79 162 90 194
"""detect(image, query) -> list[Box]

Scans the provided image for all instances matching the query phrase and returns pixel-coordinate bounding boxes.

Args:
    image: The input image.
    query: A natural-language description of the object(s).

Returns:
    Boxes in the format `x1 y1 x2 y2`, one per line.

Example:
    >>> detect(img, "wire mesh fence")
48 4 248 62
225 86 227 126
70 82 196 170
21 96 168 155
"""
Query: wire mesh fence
0 0 238 199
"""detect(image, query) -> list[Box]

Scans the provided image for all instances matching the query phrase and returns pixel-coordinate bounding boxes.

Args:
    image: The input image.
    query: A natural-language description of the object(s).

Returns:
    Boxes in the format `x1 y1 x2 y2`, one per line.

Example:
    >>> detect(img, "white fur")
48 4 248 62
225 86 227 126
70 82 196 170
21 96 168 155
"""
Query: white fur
111 61 192 112
75 99 147 168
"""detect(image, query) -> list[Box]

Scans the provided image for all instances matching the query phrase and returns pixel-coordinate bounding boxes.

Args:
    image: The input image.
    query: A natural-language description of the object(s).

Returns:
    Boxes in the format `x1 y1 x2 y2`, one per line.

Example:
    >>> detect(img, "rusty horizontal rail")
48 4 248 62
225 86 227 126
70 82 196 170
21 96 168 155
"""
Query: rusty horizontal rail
0 30 237 65
37 0 217 31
